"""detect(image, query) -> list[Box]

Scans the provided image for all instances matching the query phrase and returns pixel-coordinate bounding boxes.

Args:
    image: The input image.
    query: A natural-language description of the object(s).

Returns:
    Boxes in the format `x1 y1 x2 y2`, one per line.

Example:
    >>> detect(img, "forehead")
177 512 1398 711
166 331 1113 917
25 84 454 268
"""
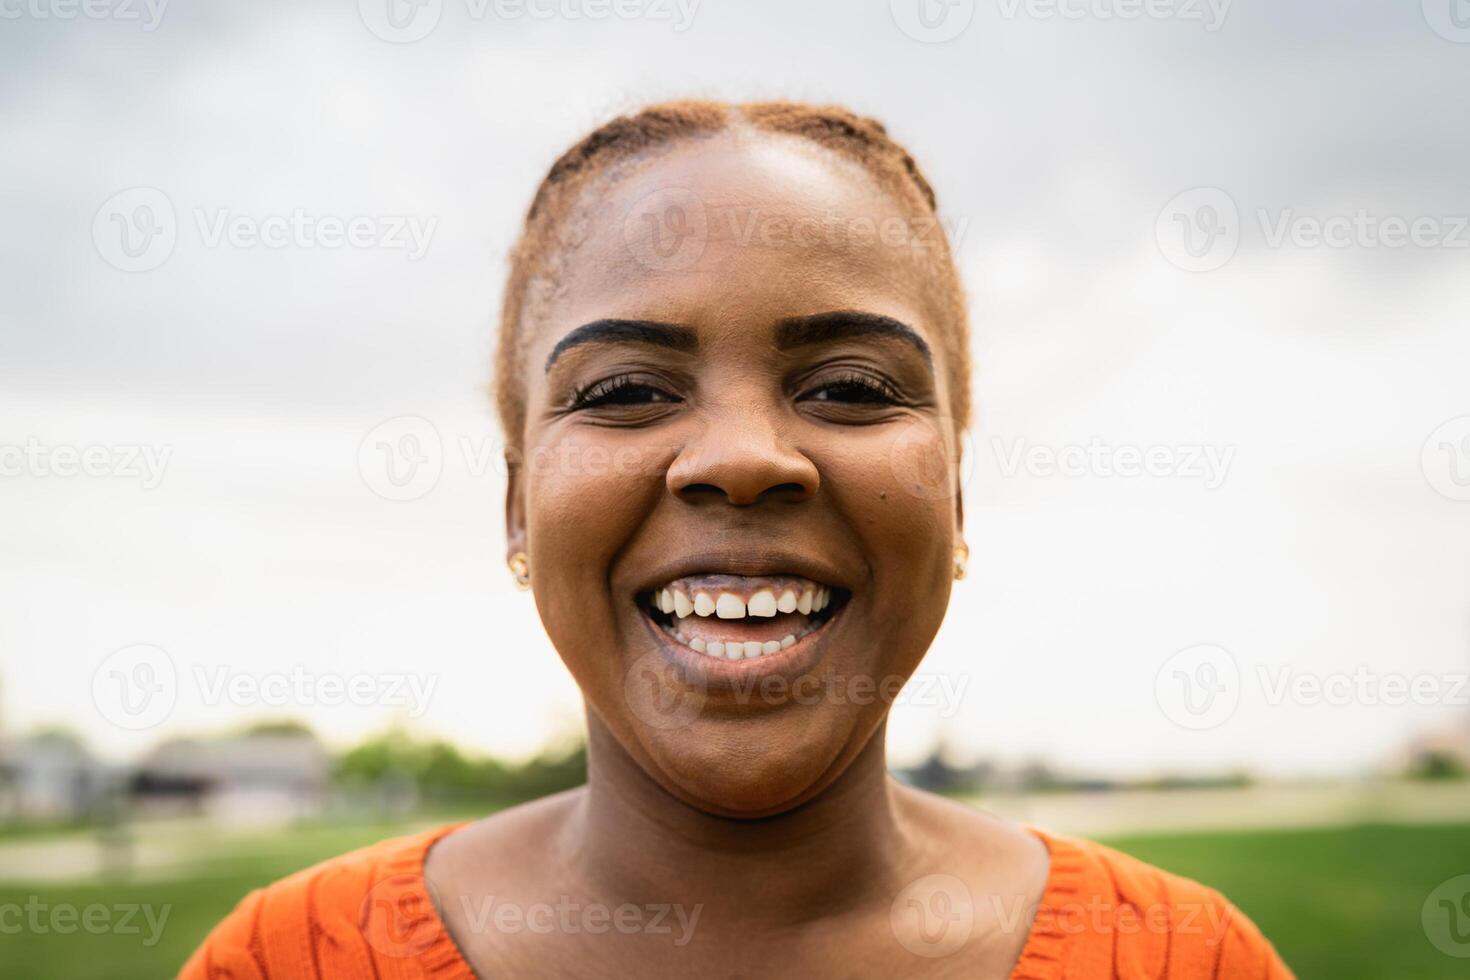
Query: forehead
526 131 950 359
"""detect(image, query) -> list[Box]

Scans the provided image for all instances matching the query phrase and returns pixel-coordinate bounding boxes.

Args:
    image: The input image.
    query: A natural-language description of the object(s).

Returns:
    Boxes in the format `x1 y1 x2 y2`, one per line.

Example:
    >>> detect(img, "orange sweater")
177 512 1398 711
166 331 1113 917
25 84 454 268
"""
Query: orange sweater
180 824 1294 979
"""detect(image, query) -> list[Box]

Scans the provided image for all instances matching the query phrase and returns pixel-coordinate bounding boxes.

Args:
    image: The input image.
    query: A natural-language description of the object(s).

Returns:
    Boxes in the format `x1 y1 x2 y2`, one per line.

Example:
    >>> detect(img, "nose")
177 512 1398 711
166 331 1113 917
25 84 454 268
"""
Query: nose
667 412 820 506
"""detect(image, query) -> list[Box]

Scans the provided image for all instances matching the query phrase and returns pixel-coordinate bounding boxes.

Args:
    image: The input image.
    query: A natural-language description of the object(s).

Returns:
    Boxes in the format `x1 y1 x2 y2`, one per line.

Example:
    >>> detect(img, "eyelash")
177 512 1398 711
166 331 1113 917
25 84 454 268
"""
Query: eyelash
566 369 905 412
568 375 679 410
801 370 904 405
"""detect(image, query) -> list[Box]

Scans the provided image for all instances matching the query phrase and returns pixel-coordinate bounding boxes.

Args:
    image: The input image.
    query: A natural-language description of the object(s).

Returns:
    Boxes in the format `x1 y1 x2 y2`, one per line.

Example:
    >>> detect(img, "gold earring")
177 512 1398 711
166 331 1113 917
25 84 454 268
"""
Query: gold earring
953 543 969 581
508 552 531 590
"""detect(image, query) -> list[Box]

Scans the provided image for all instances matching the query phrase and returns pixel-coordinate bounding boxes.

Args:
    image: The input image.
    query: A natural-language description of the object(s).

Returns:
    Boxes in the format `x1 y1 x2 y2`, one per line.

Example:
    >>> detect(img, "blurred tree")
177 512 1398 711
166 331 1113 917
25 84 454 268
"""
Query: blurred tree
334 728 585 806
1407 749 1468 781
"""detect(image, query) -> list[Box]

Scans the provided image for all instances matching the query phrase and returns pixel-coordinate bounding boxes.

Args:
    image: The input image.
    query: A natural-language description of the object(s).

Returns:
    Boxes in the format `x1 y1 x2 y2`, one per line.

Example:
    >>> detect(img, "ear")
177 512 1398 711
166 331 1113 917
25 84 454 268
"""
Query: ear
951 478 969 581
951 421 966 542
504 450 527 562
953 478 965 539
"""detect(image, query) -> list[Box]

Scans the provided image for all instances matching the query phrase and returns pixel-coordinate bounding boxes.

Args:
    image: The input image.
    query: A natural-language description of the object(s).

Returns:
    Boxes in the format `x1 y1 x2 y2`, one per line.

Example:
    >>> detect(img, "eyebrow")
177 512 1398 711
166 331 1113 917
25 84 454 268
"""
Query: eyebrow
544 319 697 372
774 311 932 366
543 310 933 372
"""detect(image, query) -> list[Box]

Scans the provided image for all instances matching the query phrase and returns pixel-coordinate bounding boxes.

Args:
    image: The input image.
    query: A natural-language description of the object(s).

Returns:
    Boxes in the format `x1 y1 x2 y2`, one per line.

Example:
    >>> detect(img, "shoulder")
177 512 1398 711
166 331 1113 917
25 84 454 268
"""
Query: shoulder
423 788 583 897
178 823 469 980
1016 830 1296 979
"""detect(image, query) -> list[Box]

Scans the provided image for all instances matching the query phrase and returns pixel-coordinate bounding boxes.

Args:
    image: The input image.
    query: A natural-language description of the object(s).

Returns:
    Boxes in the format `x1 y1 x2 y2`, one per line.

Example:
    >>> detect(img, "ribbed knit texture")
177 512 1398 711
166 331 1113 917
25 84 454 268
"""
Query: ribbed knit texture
1011 829 1294 979
179 823 1293 979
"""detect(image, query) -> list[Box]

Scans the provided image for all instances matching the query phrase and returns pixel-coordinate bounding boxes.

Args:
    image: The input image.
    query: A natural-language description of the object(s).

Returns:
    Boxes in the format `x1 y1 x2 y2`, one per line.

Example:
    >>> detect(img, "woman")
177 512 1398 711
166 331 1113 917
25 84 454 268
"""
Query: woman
182 101 1292 979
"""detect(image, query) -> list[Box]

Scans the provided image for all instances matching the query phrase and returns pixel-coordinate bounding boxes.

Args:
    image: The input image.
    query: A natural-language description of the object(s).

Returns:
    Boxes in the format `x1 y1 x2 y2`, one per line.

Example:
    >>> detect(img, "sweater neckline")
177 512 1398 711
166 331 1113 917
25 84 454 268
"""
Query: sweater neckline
395 822 1081 980
1006 827 1084 980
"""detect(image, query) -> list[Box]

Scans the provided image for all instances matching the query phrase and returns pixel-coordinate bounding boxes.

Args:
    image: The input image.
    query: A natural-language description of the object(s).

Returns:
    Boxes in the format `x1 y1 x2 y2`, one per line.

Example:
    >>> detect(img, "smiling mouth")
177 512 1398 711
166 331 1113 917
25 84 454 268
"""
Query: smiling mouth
641 574 848 662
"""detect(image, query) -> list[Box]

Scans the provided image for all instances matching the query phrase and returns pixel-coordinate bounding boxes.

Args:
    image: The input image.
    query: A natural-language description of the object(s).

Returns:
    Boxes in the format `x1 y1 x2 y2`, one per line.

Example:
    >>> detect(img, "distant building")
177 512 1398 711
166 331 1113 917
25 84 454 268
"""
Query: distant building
131 731 331 826
0 731 111 821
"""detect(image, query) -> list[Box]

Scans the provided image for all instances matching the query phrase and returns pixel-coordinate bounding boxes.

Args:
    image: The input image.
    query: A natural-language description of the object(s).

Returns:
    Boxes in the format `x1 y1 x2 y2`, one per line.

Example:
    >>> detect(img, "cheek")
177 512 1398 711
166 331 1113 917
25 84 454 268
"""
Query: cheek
816 418 957 666
523 431 667 634
819 416 957 568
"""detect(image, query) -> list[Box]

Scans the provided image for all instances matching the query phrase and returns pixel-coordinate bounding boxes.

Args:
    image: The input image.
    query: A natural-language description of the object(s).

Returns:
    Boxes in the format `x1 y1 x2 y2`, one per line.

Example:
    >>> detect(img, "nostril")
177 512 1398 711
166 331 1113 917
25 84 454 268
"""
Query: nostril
675 480 811 505
667 447 821 505
678 483 724 497
766 483 807 497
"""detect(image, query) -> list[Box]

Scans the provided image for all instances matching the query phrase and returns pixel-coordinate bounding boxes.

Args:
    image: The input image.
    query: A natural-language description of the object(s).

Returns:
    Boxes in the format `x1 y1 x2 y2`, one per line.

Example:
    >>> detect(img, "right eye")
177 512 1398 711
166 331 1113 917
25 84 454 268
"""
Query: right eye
569 374 680 410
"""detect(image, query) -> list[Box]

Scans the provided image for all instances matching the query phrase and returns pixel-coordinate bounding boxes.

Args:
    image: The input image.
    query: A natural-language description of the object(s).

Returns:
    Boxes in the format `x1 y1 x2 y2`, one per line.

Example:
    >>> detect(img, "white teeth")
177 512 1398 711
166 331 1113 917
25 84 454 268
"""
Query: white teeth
651 577 843 661
658 581 838 619
653 618 819 660
747 590 777 617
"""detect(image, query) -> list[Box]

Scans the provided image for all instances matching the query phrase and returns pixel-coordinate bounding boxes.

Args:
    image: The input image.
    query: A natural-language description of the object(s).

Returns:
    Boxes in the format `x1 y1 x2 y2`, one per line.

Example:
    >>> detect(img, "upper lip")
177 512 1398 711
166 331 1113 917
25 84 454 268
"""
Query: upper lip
628 549 858 597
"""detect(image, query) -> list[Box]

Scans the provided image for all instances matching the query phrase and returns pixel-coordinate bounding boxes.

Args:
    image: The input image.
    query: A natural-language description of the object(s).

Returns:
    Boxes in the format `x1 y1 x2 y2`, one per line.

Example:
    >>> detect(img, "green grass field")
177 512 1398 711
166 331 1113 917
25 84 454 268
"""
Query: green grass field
1115 824 1470 979
1 819 1466 978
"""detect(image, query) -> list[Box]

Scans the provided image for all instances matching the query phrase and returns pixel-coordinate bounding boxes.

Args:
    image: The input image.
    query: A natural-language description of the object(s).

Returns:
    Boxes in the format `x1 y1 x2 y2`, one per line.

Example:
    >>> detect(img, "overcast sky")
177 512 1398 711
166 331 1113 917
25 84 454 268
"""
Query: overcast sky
2 0 1468 778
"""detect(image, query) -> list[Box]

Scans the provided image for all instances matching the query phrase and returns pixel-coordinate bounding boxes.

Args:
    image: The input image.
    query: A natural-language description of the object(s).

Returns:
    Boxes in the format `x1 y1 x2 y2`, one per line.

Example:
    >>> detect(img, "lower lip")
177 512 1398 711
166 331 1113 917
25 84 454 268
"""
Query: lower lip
636 604 842 693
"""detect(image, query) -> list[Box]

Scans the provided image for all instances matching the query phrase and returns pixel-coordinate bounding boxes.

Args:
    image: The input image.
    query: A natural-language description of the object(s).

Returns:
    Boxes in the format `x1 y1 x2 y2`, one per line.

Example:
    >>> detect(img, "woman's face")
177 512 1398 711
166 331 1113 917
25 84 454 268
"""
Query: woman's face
509 133 963 817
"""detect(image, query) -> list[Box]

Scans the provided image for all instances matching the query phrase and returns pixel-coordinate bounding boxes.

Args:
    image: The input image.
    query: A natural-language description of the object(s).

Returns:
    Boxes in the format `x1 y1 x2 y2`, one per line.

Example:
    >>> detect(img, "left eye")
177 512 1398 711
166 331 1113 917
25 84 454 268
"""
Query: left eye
802 375 901 404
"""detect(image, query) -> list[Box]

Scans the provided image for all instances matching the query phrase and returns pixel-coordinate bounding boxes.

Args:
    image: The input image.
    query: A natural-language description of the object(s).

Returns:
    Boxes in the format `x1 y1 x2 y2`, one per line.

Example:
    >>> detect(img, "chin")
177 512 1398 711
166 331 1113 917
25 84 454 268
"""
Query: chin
631 704 880 818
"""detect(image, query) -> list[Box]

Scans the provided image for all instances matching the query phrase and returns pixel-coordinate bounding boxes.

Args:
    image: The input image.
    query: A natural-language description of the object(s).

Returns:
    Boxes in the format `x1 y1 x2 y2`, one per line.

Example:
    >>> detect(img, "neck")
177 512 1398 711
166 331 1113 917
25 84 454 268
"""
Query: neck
563 713 916 925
